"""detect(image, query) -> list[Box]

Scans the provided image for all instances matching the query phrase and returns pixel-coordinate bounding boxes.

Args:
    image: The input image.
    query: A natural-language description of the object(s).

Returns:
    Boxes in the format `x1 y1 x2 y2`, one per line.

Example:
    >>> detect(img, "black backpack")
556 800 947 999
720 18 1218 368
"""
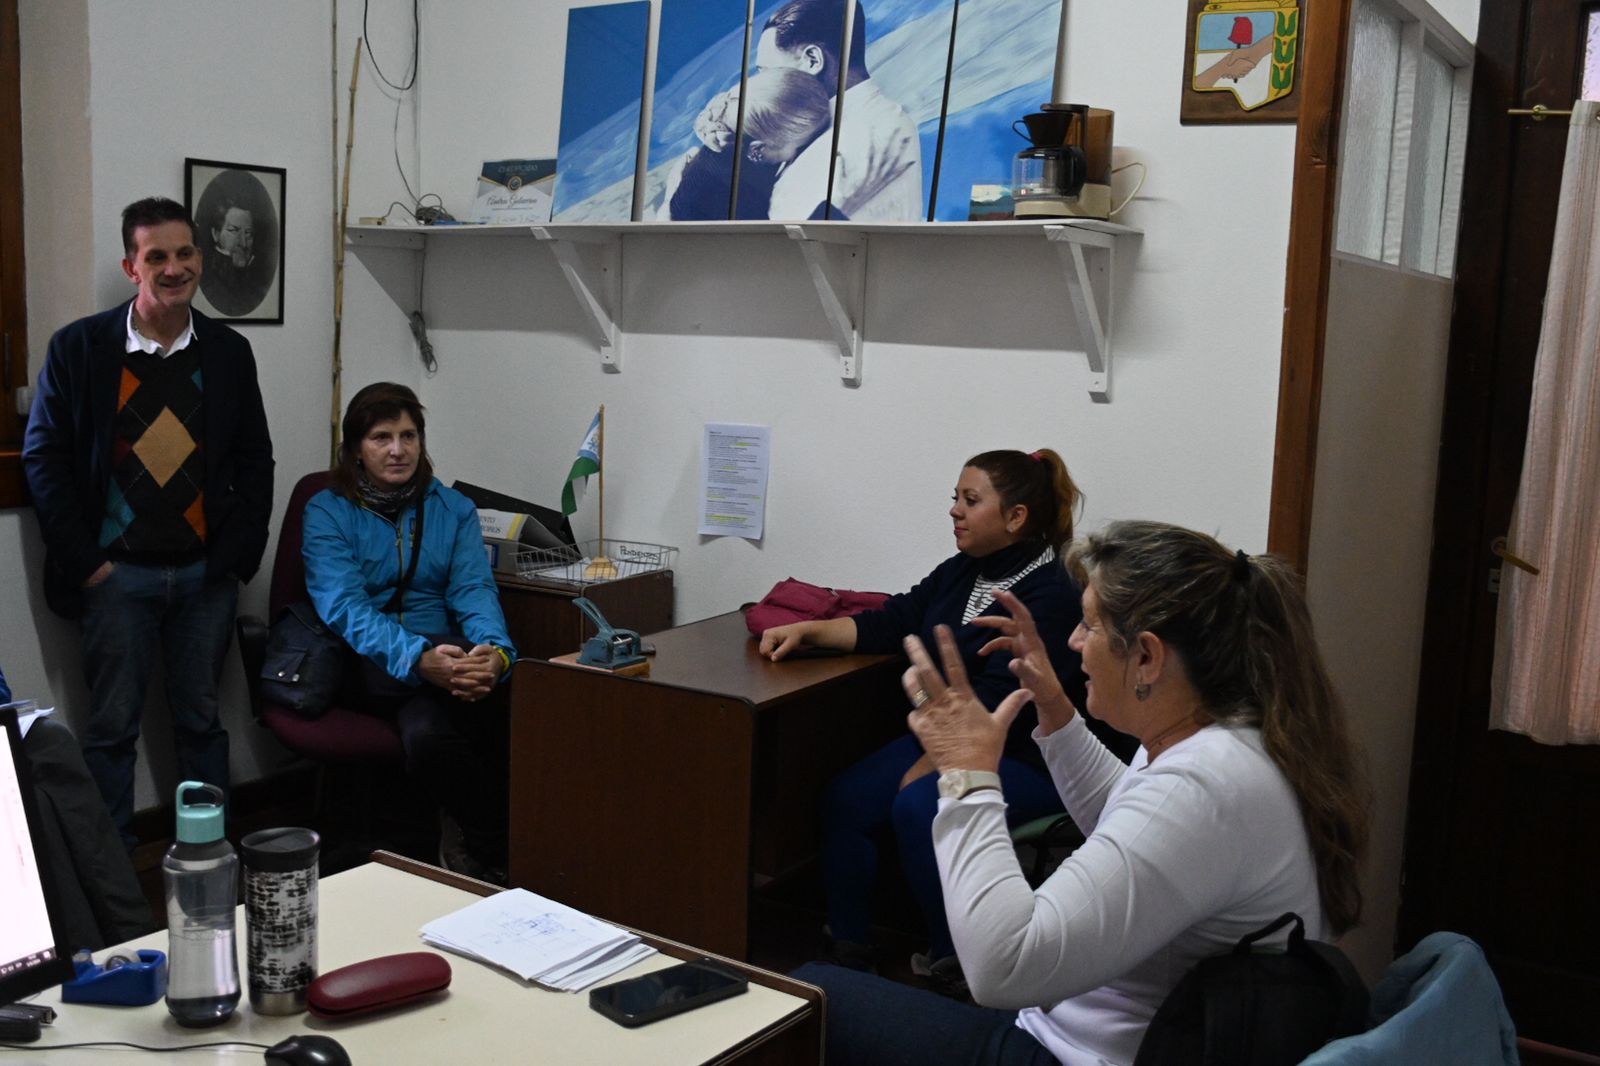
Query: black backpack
1134 912 1369 1066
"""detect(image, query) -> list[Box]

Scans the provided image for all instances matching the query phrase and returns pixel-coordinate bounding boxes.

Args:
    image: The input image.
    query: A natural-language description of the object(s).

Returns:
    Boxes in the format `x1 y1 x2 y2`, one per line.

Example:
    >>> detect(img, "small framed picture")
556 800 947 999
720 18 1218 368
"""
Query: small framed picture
184 158 286 324
1181 0 1303 125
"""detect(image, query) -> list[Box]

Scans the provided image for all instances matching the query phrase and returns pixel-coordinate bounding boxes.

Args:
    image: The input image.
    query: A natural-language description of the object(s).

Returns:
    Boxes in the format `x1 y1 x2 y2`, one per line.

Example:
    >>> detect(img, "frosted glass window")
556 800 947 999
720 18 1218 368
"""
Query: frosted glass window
1336 0 1402 260
1402 47 1456 272
1585 10 1600 100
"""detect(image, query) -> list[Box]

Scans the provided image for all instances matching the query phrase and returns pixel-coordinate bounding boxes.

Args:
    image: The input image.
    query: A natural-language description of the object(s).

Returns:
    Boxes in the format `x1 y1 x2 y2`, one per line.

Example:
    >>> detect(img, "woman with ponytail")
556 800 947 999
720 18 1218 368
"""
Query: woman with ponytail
796 520 1369 1066
760 450 1134 995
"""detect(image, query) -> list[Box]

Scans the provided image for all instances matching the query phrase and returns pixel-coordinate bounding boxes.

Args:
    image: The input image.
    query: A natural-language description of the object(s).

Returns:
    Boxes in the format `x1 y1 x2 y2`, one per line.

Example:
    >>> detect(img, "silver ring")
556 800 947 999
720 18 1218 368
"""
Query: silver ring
911 688 932 709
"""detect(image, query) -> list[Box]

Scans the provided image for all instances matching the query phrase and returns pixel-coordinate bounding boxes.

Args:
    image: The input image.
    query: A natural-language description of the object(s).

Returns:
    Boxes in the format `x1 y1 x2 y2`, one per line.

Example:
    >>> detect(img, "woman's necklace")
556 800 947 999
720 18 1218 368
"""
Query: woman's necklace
1144 711 1206 762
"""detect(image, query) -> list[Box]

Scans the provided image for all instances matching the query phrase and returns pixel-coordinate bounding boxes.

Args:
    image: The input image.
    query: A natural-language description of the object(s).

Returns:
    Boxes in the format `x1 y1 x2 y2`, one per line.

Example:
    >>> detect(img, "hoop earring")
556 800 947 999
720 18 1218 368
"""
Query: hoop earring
1134 682 1151 701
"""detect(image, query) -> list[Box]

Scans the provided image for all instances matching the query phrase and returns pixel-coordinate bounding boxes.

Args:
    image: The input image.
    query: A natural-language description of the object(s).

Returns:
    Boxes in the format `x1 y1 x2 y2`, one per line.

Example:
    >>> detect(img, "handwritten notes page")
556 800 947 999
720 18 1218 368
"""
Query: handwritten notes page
420 888 655 991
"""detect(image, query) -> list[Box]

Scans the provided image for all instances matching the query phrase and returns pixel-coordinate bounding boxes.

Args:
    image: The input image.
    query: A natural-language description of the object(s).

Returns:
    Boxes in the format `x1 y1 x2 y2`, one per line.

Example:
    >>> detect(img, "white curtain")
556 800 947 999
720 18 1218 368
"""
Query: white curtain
1490 100 1600 744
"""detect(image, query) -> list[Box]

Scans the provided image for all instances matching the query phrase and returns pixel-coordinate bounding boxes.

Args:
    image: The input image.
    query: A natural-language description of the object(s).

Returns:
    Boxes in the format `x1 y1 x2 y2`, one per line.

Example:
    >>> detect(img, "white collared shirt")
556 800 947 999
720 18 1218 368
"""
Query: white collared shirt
125 303 196 357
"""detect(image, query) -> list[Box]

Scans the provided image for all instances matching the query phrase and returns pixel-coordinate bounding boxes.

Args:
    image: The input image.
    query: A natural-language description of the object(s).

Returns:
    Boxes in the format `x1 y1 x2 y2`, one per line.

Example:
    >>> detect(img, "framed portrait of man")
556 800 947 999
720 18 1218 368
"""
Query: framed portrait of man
184 158 286 324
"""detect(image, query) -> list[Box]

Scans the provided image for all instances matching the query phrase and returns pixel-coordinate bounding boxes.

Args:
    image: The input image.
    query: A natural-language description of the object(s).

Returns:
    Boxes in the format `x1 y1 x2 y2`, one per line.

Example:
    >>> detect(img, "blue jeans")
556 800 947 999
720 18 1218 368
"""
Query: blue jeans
78 560 238 846
792 962 1057 1065
823 733 1064 960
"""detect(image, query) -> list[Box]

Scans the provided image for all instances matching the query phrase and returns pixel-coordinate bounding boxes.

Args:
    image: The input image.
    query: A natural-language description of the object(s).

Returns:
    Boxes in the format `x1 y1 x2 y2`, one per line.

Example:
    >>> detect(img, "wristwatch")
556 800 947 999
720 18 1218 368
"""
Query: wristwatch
937 769 1002 800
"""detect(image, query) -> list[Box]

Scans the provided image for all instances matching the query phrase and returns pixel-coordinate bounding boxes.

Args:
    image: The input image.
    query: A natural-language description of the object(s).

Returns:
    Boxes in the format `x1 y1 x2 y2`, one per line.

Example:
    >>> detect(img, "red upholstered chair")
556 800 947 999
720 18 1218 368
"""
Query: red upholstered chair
236 471 405 772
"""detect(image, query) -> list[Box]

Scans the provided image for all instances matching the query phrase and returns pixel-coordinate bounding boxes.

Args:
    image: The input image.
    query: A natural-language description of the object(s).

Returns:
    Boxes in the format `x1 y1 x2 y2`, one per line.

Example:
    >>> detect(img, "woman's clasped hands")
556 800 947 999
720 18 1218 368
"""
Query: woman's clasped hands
419 643 503 702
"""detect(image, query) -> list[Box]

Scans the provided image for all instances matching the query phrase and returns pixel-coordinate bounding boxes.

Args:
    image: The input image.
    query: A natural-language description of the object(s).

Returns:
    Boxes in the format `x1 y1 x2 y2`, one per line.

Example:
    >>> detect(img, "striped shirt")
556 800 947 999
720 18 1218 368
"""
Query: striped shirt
962 546 1057 624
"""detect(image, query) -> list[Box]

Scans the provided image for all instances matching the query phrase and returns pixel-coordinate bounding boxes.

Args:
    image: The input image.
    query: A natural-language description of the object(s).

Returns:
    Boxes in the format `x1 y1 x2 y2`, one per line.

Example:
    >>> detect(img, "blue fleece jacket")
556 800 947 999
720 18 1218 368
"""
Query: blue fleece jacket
302 478 515 685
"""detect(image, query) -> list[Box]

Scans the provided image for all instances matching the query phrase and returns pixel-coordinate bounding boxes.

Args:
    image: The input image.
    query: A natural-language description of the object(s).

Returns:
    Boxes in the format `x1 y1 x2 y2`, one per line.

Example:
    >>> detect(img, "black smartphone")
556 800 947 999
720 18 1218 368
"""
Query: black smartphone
589 959 748 1028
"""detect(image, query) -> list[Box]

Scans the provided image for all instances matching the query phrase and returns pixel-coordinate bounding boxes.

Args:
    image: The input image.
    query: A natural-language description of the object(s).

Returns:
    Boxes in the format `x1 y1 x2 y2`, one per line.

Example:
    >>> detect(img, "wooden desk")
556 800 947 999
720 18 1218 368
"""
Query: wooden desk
509 611 906 958
496 569 675 661
21 853 821 1066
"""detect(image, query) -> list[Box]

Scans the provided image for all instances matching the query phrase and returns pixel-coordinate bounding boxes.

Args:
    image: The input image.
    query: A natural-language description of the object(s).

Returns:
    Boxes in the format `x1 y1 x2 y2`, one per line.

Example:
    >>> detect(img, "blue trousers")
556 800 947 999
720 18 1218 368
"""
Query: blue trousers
822 733 1063 960
793 962 1056 1065
78 560 238 847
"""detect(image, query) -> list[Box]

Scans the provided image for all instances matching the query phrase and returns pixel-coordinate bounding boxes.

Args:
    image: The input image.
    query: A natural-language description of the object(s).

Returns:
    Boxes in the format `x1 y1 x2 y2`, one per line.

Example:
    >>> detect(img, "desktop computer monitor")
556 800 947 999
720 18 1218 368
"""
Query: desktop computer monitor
0 706 75 1005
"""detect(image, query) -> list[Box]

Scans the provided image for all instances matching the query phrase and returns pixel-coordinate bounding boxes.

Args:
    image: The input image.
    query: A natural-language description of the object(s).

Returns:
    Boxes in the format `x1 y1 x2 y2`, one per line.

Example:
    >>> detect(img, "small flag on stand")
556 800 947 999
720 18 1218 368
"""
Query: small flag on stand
561 409 602 516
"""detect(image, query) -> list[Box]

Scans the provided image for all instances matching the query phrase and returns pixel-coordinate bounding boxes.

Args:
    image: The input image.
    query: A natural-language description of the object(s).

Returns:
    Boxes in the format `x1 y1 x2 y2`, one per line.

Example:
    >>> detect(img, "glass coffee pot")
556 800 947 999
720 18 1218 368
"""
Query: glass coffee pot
1012 103 1088 218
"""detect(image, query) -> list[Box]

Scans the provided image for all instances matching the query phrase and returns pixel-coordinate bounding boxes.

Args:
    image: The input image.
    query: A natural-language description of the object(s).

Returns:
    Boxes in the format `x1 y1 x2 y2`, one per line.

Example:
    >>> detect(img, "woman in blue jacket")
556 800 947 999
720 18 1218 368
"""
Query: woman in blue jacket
303 382 515 881
760 449 1134 997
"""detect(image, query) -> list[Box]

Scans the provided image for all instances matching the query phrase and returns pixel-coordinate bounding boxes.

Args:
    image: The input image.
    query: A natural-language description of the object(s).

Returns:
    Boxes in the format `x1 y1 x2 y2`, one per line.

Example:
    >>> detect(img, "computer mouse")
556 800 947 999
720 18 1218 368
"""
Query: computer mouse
263 1034 352 1066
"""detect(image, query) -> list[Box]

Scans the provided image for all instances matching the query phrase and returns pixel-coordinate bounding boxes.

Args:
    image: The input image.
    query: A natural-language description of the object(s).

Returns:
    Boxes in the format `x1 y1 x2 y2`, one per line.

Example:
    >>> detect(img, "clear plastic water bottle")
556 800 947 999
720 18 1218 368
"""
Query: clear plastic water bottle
163 781 240 1027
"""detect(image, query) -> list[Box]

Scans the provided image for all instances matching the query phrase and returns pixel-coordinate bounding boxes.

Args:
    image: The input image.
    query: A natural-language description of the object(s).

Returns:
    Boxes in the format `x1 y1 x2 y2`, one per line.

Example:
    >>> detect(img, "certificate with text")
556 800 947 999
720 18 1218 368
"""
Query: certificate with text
699 423 771 540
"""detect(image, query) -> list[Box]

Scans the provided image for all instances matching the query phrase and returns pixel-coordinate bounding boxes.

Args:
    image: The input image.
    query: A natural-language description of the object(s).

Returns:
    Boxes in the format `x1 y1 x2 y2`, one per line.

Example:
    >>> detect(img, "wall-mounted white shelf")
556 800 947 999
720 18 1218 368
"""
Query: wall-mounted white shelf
346 217 1140 401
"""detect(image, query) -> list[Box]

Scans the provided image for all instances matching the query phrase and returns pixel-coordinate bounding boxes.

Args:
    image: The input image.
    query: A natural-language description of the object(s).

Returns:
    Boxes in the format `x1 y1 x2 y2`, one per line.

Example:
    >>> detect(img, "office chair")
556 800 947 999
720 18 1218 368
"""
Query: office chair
1298 932 1519 1065
236 472 406 829
1010 812 1085 886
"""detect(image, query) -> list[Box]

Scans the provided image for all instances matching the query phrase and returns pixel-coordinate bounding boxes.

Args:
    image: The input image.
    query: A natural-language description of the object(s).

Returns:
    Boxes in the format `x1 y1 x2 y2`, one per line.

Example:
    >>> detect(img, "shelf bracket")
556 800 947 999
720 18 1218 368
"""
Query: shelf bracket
785 225 866 385
531 227 623 371
1045 225 1115 403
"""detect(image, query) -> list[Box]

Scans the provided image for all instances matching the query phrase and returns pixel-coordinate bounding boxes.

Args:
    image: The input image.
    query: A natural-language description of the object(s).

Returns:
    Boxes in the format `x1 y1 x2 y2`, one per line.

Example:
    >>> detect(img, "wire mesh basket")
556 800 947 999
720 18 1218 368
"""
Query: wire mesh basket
514 538 678 587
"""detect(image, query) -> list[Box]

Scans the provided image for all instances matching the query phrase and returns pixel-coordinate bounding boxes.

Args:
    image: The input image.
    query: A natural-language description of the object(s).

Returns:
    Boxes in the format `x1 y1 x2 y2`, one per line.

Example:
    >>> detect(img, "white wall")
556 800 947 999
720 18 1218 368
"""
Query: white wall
1430 0 1479 40
1307 255 1453 979
331 0 1298 630
5 1 339 810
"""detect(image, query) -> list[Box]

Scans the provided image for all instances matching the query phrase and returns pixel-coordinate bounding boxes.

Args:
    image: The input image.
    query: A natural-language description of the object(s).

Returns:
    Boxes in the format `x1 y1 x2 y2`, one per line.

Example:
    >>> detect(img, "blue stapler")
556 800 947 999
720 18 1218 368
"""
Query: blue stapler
573 597 648 674
62 949 167 1006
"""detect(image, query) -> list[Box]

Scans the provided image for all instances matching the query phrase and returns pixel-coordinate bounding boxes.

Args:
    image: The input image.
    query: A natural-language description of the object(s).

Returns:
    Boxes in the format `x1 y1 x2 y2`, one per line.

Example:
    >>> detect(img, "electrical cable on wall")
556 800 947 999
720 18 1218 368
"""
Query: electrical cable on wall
363 0 445 369
412 240 437 374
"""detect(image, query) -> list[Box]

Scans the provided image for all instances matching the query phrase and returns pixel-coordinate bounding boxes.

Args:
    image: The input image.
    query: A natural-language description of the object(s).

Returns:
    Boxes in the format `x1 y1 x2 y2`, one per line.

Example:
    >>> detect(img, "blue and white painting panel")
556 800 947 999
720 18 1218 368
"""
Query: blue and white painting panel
931 0 1061 221
824 0 956 221
733 0 850 219
552 1 652 222
645 0 751 221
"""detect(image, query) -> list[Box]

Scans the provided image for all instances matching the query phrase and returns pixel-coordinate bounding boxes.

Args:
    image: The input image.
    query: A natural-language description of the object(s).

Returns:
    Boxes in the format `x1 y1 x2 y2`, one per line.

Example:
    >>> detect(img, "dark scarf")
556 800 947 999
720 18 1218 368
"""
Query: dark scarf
356 469 422 519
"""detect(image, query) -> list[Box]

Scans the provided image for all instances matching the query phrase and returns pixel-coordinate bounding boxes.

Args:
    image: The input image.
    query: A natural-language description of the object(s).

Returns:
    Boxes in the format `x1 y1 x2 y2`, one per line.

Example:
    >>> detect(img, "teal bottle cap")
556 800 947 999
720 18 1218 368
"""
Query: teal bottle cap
174 781 226 844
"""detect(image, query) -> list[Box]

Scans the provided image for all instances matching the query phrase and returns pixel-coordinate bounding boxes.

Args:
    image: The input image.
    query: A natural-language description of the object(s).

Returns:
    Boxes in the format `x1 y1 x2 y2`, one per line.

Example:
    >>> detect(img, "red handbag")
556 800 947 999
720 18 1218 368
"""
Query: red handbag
743 578 889 637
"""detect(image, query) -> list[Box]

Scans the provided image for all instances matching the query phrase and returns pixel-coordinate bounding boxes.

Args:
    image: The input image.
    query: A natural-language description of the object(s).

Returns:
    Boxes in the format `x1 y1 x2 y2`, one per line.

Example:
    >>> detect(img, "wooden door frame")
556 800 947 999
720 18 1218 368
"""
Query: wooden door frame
1268 0 1353 568
0 0 29 508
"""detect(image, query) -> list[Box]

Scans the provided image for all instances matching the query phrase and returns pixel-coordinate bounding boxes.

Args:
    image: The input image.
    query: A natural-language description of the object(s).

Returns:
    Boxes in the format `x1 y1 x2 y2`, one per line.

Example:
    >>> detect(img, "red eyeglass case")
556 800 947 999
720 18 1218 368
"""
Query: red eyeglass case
306 952 452 1020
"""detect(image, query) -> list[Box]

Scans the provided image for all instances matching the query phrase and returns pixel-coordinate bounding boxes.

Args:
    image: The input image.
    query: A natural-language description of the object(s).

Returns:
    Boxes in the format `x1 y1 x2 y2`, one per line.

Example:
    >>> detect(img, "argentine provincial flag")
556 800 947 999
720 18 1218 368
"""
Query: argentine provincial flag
561 409 602 515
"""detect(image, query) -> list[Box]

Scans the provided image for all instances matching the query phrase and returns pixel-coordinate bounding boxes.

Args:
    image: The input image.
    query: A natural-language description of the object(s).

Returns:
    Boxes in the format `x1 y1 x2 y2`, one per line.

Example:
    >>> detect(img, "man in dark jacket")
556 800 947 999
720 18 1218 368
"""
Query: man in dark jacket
22 196 274 847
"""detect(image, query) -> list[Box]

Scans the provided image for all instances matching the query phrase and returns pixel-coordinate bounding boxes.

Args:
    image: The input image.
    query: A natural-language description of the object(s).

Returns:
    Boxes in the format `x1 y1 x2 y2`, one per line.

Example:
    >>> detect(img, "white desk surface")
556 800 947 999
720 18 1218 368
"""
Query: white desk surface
15 860 812 1065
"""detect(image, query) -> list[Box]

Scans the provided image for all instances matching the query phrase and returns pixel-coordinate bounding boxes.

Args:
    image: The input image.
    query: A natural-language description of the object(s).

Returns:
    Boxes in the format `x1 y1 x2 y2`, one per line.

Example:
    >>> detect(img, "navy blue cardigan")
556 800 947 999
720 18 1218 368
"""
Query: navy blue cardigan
851 541 1091 767
23 300 275 618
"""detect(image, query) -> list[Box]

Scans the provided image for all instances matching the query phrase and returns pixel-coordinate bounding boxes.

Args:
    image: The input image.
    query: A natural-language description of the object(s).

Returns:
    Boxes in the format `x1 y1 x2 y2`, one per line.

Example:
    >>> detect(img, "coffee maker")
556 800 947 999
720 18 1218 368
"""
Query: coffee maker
1012 104 1115 220
1012 104 1087 219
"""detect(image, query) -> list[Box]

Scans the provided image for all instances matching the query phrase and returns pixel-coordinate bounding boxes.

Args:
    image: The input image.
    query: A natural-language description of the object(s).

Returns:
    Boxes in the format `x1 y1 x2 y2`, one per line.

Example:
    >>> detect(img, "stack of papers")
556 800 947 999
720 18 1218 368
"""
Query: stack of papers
420 888 656 991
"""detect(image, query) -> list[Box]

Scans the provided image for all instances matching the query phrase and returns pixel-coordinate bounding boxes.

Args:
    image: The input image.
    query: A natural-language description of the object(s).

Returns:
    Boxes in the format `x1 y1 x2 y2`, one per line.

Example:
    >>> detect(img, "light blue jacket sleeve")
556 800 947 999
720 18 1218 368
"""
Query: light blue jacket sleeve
302 490 430 684
440 490 515 670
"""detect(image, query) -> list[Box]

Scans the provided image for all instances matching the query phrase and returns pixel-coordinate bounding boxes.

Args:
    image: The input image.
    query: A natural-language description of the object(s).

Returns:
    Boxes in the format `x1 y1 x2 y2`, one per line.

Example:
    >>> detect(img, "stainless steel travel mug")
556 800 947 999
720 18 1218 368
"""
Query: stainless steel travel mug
240 827 320 1015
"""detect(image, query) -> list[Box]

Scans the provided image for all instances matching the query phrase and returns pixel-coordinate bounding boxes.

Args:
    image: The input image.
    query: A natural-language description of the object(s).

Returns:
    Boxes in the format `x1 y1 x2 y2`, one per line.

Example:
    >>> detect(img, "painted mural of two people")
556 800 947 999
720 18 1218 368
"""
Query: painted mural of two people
665 0 922 221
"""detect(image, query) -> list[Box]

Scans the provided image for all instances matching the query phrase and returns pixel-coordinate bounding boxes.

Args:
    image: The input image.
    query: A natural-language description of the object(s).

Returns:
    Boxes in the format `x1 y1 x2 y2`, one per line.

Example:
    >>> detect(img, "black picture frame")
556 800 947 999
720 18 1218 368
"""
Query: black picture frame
183 157 286 324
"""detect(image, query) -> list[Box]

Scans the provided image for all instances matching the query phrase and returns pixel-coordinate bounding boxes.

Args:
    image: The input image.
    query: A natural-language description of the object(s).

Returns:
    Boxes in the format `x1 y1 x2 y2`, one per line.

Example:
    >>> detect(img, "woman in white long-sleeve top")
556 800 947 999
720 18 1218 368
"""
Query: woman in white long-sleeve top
794 521 1369 1066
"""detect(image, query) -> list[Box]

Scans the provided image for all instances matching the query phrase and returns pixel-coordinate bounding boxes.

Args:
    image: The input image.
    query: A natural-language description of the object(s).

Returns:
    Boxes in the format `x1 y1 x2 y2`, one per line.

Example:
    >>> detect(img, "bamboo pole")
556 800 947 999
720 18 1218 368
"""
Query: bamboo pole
584 404 618 579
331 39 362 468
